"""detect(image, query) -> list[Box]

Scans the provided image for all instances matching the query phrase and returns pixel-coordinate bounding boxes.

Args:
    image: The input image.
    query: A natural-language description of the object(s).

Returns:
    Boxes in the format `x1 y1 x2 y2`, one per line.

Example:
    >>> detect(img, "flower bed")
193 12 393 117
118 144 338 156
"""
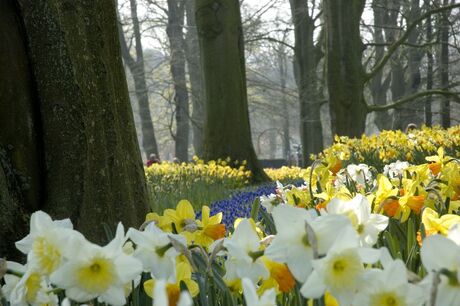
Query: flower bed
3 128 460 306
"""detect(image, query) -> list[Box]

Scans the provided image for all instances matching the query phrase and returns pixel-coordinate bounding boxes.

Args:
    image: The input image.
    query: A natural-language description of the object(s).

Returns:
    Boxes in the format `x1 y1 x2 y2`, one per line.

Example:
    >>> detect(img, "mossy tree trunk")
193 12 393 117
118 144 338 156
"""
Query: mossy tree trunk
0 0 149 255
289 0 323 165
324 0 367 137
0 0 38 259
185 0 206 158
425 3 434 127
440 0 451 128
195 0 268 183
394 0 423 129
167 0 190 162
371 0 392 131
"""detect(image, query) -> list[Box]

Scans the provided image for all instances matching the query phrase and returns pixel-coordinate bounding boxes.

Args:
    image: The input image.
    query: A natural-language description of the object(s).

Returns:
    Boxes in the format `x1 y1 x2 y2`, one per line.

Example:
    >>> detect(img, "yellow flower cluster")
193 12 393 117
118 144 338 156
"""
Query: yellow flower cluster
145 157 251 189
145 157 251 211
264 166 308 182
315 125 460 166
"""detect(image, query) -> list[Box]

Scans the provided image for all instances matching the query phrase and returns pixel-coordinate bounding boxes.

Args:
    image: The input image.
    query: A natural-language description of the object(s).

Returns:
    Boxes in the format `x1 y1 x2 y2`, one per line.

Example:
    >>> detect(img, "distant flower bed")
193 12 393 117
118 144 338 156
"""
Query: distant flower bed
145 157 251 212
315 125 460 170
264 166 308 182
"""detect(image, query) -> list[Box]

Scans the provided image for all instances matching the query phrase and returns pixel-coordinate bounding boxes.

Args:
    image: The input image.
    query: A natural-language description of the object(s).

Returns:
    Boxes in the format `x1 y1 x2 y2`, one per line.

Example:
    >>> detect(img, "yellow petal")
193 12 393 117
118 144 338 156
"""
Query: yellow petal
143 279 156 298
177 200 195 219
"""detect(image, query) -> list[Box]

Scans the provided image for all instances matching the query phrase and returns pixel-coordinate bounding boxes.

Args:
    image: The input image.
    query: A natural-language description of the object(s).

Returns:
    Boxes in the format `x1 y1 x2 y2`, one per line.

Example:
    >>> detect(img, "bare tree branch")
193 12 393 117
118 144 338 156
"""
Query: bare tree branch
367 89 460 112
365 3 460 82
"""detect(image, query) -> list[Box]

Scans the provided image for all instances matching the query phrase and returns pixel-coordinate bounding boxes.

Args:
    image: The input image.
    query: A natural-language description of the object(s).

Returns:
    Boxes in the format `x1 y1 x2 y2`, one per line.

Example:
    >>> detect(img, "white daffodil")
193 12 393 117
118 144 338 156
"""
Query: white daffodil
353 258 425 306
50 223 142 306
325 194 389 247
15 211 81 276
383 161 410 179
242 278 276 306
264 204 351 283
259 194 278 213
223 219 269 283
4 261 57 306
421 224 460 306
301 226 380 306
127 224 185 283
152 279 193 306
335 164 373 188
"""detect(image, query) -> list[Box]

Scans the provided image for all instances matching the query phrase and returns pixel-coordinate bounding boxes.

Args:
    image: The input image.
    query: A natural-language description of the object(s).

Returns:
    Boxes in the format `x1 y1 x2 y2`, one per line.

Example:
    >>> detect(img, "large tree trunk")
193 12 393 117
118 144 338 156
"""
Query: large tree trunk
277 45 291 161
118 0 159 159
0 0 38 259
0 0 150 251
440 0 450 128
394 0 423 129
371 0 392 131
381 0 406 130
425 1 434 126
167 0 190 162
324 0 367 137
185 0 205 158
196 0 268 182
289 0 323 166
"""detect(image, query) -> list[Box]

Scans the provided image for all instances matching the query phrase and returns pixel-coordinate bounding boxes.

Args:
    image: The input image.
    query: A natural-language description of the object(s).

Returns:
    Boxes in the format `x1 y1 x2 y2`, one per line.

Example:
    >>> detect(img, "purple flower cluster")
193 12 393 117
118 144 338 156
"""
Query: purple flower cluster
197 180 303 230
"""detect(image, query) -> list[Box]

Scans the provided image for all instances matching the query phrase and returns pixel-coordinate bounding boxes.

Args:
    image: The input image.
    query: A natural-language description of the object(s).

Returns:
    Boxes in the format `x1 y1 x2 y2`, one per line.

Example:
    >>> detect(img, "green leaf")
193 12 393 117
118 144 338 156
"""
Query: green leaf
250 198 260 221
259 208 277 235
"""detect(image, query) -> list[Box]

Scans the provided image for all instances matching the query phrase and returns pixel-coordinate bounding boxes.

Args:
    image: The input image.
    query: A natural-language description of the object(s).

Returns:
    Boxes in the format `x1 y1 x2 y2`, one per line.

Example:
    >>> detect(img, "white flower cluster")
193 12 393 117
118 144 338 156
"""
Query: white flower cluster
1 211 191 306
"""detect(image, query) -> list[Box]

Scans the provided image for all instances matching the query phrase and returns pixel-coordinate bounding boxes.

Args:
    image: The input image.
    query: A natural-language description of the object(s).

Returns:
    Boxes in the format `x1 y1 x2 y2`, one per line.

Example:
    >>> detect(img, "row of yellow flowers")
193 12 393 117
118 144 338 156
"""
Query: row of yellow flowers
317 125 460 165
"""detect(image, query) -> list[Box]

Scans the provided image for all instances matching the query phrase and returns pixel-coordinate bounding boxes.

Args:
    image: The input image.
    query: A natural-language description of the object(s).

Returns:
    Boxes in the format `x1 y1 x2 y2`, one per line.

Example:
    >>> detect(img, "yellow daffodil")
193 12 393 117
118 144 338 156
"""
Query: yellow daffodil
259 257 295 293
164 200 200 235
421 208 460 236
191 206 226 248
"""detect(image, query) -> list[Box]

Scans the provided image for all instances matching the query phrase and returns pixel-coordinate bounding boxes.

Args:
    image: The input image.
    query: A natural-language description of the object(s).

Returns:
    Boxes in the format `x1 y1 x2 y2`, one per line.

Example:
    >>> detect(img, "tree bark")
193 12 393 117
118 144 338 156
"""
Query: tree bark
425 1 433 126
196 0 268 182
440 0 450 128
289 0 323 165
185 0 206 158
324 0 367 137
1 0 150 247
371 0 392 131
118 0 159 159
167 0 190 162
277 44 291 161
0 0 37 259
394 0 423 129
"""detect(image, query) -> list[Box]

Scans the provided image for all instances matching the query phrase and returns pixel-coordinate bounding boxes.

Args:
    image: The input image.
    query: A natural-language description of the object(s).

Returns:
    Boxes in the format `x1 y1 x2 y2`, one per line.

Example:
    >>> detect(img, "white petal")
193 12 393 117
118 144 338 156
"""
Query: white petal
357 247 381 264
53 218 74 229
178 291 193 306
50 262 78 288
300 271 326 299
314 214 354 254
286 244 313 282
114 254 143 284
436 280 460 306
65 287 96 303
326 225 359 254
153 280 168 306
242 278 258 306
104 223 126 256
448 224 460 246
367 214 389 231
382 259 407 286
31 211 53 233
421 235 460 271
100 286 126 306
15 235 34 254
272 205 313 237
